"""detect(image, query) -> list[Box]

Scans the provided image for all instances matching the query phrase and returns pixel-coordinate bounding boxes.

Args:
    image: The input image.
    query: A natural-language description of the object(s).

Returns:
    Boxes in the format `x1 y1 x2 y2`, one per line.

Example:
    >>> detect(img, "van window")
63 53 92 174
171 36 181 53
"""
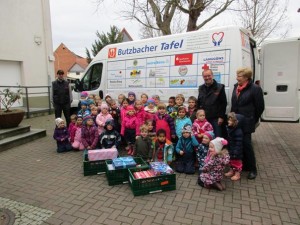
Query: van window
82 63 103 91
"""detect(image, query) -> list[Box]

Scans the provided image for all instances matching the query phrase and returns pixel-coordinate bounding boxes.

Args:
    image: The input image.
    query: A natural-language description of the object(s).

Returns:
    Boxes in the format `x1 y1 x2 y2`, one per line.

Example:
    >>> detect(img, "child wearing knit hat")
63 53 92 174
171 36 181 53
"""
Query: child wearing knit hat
77 100 91 118
196 130 215 187
53 118 72 153
81 116 99 150
144 98 157 120
200 137 230 191
128 91 136 105
175 124 199 174
96 103 113 135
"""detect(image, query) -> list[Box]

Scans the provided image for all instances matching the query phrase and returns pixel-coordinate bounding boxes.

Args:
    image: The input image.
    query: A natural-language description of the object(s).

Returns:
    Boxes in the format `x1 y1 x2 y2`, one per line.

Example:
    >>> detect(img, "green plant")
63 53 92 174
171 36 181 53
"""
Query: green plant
0 88 22 112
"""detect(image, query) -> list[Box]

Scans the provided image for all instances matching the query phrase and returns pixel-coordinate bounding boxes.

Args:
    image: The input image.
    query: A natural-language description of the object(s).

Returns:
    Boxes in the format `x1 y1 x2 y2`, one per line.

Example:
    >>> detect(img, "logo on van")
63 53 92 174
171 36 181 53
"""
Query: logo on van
212 32 224 46
108 48 117 58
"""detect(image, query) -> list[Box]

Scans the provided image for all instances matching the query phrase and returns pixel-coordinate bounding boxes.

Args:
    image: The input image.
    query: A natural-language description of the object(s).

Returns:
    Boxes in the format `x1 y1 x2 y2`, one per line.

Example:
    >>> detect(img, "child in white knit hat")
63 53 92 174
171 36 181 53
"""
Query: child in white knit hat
53 118 72 153
200 137 230 191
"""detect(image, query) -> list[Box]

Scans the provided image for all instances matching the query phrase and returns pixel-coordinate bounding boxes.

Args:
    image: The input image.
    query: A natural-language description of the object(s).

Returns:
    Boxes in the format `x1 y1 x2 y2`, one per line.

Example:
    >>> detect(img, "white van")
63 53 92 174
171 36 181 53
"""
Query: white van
260 37 300 122
73 26 259 113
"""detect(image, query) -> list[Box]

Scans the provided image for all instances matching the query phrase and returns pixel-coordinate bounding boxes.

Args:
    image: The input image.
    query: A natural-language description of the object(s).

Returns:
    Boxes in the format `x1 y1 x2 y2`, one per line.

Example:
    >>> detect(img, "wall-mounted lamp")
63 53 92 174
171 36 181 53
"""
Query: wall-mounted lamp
34 36 42 45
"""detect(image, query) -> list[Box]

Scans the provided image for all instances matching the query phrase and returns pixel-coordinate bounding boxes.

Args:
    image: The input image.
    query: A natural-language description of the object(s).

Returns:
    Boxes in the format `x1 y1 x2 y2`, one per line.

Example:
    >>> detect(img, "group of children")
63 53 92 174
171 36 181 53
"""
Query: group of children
53 91 244 191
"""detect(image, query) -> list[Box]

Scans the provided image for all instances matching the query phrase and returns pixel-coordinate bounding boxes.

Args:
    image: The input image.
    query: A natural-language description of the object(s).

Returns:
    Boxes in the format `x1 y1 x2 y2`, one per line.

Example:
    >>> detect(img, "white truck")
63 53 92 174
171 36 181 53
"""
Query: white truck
260 37 300 122
73 26 260 113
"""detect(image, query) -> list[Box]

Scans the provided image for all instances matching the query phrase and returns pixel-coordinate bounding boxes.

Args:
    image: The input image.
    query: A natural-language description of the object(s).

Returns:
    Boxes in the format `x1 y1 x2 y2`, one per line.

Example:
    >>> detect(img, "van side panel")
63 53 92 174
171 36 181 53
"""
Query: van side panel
261 39 300 121
72 27 258 115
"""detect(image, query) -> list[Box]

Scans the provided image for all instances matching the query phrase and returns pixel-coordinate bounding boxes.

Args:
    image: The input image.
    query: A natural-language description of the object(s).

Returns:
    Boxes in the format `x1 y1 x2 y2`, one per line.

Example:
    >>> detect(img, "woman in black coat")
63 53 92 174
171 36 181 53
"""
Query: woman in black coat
231 67 265 180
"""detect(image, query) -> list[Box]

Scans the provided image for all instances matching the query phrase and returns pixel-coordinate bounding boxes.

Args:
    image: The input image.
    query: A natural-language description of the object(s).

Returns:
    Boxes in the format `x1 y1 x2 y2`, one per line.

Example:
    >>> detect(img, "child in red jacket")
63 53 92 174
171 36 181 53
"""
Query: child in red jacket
121 105 137 155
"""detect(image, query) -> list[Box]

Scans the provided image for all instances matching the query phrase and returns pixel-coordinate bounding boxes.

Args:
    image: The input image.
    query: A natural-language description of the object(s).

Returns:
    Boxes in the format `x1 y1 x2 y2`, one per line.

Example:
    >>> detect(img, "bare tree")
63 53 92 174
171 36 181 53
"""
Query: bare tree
236 0 291 46
138 5 186 38
96 0 236 36
175 0 235 31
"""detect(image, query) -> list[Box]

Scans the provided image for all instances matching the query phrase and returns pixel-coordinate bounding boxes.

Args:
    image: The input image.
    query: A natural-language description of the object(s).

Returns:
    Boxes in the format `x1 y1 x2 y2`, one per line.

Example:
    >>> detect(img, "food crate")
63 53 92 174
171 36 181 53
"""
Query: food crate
83 150 106 176
128 167 176 196
105 157 148 186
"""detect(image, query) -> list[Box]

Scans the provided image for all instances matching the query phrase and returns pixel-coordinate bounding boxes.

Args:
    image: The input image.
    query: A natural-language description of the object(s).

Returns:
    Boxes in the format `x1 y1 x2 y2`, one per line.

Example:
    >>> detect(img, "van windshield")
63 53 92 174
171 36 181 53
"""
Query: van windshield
82 63 103 91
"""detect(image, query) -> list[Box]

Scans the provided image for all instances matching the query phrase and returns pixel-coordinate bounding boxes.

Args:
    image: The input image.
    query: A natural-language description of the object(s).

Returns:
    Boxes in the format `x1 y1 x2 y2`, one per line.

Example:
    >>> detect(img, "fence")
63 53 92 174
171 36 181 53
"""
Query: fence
0 85 52 118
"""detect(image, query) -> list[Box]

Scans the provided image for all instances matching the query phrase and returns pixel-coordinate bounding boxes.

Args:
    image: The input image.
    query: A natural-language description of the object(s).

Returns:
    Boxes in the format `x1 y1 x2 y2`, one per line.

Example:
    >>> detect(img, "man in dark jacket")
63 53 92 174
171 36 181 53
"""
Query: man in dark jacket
51 70 72 126
197 69 227 137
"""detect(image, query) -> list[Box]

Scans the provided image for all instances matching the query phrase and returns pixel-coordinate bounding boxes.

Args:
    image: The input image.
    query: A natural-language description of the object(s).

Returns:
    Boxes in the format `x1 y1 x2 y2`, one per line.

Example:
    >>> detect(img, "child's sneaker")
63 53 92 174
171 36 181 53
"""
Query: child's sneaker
231 172 241 181
225 169 234 177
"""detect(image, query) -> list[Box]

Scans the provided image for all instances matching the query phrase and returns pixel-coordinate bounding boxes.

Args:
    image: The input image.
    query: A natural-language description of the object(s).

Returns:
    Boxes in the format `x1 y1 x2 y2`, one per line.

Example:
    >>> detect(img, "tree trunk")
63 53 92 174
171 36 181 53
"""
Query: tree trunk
186 11 200 32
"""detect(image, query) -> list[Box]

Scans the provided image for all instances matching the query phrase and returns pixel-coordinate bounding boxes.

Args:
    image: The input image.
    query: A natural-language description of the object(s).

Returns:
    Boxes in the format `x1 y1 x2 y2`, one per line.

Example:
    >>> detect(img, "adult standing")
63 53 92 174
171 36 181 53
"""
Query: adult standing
197 69 227 137
231 67 264 180
52 70 72 126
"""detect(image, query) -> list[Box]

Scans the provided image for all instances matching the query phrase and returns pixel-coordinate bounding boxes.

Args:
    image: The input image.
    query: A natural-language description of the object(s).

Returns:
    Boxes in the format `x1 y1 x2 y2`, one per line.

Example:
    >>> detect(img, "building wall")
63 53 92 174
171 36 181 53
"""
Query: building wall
0 0 54 87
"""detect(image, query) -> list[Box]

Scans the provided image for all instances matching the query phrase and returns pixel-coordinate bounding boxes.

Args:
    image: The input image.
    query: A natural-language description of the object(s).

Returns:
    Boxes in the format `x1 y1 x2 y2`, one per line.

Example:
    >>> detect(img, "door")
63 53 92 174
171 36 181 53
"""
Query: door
261 40 300 121
0 60 23 108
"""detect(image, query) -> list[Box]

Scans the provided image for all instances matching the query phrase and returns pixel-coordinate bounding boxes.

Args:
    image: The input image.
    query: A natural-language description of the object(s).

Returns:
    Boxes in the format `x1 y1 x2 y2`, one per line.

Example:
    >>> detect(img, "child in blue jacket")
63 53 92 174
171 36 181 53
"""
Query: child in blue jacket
176 124 199 174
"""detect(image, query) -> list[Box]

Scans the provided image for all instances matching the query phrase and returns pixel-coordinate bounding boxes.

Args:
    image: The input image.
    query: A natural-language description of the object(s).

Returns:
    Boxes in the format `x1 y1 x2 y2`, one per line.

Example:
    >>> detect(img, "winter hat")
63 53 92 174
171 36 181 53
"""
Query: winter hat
104 119 115 129
182 124 192 133
127 105 135 111
80 91 88 98
147 98 156 105
55 118 64 127
83 115 93 125
86 99 95 106
81 100 88 106
210 137 228 154
203 131 215 140
100 103 109 110
128 91 136 98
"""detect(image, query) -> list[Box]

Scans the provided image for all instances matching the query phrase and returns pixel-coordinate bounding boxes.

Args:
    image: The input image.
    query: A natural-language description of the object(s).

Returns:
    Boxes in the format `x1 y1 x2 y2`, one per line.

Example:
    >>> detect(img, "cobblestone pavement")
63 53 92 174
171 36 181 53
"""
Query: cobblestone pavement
0 115 299 225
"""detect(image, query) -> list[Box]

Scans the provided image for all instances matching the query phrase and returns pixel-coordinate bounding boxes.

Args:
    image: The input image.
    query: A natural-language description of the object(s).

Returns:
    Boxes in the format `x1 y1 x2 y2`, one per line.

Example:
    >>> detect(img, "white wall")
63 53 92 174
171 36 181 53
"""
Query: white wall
0 0 54 87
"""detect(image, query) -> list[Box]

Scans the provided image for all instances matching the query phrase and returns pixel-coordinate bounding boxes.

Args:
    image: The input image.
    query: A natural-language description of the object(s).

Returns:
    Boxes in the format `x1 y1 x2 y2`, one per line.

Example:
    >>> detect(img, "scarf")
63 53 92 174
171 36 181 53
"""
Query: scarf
236 81 248 97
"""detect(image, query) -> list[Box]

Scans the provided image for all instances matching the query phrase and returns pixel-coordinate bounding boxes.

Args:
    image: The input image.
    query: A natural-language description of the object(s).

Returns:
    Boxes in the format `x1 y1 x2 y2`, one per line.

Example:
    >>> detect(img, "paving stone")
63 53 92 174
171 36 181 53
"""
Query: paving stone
0 115 299 224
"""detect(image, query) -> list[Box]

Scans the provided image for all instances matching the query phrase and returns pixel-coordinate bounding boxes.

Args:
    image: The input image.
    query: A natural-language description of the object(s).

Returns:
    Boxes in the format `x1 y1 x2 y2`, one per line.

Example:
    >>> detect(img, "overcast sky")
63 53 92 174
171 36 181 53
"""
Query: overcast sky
50 0 300 57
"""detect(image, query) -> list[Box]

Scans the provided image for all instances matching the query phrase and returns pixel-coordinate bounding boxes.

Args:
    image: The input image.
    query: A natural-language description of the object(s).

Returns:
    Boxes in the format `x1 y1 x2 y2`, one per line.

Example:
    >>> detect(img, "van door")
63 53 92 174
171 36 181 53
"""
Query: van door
261 40 300 121
81 62 104 99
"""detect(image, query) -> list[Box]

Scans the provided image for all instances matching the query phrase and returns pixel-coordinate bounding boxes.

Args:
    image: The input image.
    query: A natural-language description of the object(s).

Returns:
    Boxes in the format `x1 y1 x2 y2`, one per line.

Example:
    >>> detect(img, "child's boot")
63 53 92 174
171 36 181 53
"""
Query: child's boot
128 145 133 155
224 169 234 177
231 171 241 181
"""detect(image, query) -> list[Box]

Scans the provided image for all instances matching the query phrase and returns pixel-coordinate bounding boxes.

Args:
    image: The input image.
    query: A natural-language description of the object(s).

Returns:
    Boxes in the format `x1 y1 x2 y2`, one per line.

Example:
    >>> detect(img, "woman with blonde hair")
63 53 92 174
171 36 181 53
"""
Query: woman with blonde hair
231 67 264 180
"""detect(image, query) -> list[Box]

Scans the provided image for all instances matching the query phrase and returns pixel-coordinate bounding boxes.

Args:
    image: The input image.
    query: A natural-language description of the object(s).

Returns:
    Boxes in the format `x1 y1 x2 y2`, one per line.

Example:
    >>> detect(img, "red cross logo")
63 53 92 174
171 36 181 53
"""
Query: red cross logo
202 64 210 70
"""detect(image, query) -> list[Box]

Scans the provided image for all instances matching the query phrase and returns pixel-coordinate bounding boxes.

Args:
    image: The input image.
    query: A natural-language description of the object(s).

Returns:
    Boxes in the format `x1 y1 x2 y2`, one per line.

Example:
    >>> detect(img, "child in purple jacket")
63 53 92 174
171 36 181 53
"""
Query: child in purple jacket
81 116 99 150
53 118 72 153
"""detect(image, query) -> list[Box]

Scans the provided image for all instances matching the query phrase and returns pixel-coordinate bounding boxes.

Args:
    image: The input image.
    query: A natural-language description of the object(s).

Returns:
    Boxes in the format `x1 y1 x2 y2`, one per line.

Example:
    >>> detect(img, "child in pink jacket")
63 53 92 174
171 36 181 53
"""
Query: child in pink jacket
121 105 137 155
192 109 214 144
71 115 84 150
134 99 148 137
96 103 113 135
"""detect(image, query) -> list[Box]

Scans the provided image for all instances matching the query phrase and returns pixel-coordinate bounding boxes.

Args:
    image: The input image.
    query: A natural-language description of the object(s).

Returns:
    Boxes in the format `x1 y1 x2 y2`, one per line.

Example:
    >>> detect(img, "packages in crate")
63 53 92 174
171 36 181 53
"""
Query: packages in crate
128 167 176 196
88 148 118 161
150 162 174 176
105 157 148 186
112 156 136 169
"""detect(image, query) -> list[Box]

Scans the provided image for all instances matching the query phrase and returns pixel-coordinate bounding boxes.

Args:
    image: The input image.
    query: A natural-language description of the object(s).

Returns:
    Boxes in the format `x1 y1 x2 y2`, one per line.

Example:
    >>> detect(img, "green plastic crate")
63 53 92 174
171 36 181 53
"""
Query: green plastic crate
105 157 148 186
128 167 176 196
82 150 107 176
